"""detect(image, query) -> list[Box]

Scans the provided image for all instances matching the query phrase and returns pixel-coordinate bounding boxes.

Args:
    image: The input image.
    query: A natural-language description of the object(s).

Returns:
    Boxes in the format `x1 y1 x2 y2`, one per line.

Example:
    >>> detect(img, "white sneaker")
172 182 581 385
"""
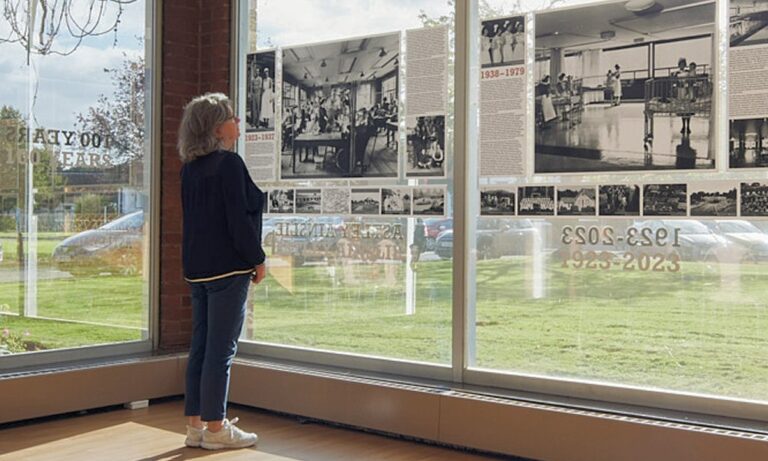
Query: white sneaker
185 425 204 448
201 417 258 450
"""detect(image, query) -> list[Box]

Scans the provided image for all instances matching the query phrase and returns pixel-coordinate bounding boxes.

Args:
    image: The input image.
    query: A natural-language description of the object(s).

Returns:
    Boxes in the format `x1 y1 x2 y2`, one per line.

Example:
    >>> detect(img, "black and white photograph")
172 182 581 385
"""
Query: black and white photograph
281 33 400 180
556 187 596 216
481 15 525 68
643 184 687 216
295 189 322 214
480 187 516 216
518 186 555 216
534 0 716 173
599 185 640 216
381 188 412 215
322 188 350 214
730 118 768 168
690 183 737 217
741 182 768 216
730 1 768 47
413 187 446 216
269 189 295 214
351 188 381 215
246 51 276 132
406 115 446 177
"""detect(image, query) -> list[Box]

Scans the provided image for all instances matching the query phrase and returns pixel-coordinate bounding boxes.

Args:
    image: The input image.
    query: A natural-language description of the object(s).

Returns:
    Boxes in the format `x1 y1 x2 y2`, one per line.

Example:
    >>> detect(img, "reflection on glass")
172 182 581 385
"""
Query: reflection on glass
0 1 150 355
246 0 454 363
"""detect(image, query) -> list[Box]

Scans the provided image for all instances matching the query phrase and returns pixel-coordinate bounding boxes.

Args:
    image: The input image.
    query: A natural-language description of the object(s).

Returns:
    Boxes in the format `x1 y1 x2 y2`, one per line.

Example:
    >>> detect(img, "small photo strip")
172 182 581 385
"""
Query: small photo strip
381 187 412 215
643 184 687 216
518 186 554 216
269 189 295 214
351 188 382 216
295 188 322 214
480 186 516 216
322 188 350 215
741 182 768 217
690 182 737 217
599 184 640 216
413 187 446 216
556 186 596 216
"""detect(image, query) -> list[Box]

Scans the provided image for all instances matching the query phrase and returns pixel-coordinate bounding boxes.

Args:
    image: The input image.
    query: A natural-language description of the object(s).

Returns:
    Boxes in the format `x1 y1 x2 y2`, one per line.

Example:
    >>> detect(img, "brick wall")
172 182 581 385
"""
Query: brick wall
160 0 232 352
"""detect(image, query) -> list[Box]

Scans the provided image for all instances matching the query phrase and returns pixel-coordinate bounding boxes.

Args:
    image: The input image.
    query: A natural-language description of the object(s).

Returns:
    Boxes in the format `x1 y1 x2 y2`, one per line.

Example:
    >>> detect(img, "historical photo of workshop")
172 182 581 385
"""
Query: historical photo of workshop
246 51 276 132
730 1 768 47
643 184 687 216
599 185 640 216
351 188 381 215
413 187 446 216
729 118 768 168
381 188 412 215
480 187 516 216
280 33 400 180
689 182 737 216
481 15 525 68
295 189 322 214
534 0 716 173
741 182 768 216
406 115 446 177
518 186 555 216
269 189 295 214
556 186 596 216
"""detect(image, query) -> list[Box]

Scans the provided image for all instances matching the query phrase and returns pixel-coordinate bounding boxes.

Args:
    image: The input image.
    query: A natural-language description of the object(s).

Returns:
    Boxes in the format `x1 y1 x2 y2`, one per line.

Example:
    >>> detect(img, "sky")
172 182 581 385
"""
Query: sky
254 0 454 48
0 1 147 131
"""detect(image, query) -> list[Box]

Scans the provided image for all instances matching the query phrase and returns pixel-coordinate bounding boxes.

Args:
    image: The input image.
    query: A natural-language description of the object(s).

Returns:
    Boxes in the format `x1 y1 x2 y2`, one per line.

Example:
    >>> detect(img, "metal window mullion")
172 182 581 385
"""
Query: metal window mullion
452 0 473 384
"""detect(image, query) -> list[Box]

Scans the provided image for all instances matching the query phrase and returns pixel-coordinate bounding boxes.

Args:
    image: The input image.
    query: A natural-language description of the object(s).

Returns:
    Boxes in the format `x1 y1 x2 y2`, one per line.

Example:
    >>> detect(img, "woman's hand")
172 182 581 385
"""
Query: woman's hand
251 263 266 285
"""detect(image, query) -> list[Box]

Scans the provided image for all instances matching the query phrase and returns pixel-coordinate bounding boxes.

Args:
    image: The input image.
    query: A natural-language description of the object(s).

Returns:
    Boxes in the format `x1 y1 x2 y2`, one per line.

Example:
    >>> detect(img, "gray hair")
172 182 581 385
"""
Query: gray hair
177 93 232 163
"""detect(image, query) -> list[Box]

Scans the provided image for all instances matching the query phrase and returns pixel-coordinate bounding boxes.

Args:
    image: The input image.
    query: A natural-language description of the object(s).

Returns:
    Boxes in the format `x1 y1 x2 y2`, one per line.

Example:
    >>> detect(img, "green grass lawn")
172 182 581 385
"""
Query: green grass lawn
0 233 64 267
248 257 768 400
1 252 767 401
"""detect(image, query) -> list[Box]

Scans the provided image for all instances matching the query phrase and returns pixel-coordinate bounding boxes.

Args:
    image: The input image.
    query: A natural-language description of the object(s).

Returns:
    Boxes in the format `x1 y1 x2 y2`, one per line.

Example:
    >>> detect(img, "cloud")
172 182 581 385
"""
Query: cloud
0 42 139 129
256 0 452 47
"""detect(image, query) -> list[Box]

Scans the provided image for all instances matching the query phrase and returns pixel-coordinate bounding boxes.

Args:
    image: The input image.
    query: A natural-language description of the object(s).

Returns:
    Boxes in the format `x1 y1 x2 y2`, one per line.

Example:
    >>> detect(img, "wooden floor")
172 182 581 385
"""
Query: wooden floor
0 400 506 460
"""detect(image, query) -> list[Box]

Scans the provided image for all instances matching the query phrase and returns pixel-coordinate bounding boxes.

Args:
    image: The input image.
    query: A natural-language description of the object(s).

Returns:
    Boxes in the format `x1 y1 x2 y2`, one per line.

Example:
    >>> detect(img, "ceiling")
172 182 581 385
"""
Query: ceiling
283 33 400 88
535 0 715 55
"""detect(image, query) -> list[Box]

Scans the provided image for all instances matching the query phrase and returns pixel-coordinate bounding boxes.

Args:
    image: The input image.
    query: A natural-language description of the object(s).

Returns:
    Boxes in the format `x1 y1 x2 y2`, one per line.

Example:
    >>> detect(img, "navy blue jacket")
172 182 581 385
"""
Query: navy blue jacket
181 150 265 282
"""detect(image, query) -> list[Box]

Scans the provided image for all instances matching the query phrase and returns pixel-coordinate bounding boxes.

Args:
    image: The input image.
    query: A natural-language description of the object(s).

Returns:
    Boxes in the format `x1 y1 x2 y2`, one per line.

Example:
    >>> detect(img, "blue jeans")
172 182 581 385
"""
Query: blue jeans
184 273 250 421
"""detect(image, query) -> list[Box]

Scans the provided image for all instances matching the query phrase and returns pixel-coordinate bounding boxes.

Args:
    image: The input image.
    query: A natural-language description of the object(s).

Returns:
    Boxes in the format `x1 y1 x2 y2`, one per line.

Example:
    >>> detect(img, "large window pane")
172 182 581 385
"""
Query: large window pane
473 0 768 404
0 2 151 356
243 0 454 364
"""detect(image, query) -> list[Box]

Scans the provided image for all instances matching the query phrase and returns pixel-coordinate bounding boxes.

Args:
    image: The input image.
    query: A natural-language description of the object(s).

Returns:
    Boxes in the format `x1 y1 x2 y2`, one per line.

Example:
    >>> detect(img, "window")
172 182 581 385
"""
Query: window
472 0 768 409
239 0 455 370
239 0 768 421
0 2 153 360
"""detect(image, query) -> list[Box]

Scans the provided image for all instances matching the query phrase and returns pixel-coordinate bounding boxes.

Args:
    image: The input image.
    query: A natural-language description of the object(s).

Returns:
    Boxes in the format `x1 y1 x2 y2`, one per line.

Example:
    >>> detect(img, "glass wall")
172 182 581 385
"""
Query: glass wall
0 2 152 358
473 0 768 405
240 0 455 365
239 0 768 419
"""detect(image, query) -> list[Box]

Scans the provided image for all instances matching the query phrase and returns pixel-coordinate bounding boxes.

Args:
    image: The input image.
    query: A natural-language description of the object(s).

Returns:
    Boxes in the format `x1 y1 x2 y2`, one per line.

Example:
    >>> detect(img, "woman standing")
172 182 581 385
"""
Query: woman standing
612 64 622 106
260 68 275 129
674 58 692 135
178 93 266 450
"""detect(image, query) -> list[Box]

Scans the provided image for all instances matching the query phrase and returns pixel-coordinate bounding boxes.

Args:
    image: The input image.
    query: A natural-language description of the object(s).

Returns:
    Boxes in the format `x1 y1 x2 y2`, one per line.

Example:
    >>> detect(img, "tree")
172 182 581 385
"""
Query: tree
77 51 145 165
1 0 138 58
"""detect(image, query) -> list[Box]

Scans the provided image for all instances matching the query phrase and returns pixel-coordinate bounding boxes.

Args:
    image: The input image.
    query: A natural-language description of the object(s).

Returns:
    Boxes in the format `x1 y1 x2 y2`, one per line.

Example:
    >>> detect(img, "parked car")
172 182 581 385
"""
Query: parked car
435 218 542 260
704 220 768 262
52 210 145 275
634 219 730 262
424 218 452 250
